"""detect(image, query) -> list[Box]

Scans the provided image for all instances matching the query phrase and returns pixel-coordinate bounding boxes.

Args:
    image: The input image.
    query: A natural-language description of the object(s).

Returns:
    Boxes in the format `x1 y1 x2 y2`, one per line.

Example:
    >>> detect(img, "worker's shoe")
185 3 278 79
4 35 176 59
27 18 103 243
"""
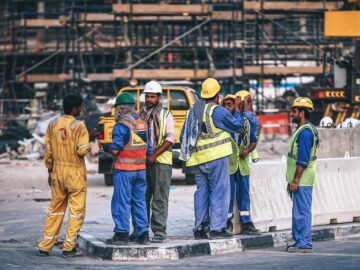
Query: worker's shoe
226 220 233 233
106 232 129 245
129 232 136 242
241 222 261 235
194 223 209 240
209 229 232 239
287 246 313 253
62 247 85 258
135 231 150 245
151 234 165 243
38 249 49 256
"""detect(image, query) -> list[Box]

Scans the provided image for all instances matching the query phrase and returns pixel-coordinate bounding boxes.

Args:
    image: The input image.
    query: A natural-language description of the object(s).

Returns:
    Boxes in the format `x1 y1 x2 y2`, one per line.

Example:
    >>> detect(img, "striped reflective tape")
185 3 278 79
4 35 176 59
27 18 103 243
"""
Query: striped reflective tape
195 137 231 152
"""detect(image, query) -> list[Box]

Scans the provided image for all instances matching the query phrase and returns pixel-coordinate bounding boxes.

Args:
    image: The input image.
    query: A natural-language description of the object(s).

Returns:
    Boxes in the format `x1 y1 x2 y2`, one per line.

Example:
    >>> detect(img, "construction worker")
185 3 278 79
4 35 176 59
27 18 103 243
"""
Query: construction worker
103 93 152 245
38 94 96 257
139 81 175 243
223 91 260 235
286 97 319 253
180 78 251 240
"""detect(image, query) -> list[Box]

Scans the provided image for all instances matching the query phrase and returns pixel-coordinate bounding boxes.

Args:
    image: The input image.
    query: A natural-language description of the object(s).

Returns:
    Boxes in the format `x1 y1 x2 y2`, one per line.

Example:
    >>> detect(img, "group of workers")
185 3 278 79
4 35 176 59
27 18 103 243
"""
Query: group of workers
38 77 319 258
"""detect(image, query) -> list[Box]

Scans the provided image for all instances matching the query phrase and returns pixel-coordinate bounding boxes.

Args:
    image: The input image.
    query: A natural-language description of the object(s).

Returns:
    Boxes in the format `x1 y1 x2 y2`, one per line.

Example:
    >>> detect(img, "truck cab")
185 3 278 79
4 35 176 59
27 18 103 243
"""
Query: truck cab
97 85 198 185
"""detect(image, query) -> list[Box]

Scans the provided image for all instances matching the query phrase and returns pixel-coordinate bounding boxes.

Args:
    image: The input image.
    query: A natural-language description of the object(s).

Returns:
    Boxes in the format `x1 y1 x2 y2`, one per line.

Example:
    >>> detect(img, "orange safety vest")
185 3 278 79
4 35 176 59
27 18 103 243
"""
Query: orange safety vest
113 116 148 171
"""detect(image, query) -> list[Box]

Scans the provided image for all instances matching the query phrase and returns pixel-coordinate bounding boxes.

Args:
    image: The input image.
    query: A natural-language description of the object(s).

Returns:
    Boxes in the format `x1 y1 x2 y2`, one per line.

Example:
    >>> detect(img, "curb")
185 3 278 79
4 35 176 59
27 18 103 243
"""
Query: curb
78 222 360 261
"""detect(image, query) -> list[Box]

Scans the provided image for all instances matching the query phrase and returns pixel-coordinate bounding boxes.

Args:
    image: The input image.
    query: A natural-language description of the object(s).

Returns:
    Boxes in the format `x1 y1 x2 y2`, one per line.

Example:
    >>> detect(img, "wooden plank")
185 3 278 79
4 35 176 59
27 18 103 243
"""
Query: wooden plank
20 19 64 28
244 1 340 11
113 68 244 79
79 13 116 22
87 73 114 81
17 73 71 82
243 65 329 75
112 4 209 15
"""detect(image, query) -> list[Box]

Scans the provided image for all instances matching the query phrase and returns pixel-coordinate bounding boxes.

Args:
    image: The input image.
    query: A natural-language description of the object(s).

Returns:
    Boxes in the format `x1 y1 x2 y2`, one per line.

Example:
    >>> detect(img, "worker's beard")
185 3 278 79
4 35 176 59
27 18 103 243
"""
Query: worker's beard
291 116 301 124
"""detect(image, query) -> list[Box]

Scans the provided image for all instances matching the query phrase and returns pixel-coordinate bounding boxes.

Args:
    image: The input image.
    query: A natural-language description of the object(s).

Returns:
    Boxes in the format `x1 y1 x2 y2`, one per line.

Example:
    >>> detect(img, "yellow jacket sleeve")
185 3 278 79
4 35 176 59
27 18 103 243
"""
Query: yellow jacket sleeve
76 122 92 157
44 124 53 170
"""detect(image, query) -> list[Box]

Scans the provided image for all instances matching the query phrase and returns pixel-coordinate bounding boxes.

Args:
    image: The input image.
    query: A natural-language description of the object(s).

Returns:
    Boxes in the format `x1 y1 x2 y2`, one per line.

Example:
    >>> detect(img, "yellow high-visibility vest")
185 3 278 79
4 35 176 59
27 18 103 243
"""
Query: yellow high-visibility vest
186 103 232 167
155 109 173 165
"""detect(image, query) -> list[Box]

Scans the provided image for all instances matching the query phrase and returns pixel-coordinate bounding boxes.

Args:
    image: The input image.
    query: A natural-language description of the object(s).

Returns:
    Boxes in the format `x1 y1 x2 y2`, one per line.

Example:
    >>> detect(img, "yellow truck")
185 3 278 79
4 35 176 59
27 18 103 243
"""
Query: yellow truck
97 85 198 185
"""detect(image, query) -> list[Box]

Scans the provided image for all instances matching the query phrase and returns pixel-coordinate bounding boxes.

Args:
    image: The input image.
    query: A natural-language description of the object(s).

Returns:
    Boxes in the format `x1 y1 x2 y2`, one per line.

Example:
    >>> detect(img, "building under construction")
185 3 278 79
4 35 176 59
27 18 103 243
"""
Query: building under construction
0 0 358 125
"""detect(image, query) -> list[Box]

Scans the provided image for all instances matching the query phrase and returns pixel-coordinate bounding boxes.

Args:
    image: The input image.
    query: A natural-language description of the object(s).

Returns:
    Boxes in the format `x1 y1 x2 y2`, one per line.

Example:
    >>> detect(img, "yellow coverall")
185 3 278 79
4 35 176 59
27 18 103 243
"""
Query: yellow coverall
38 115 92 252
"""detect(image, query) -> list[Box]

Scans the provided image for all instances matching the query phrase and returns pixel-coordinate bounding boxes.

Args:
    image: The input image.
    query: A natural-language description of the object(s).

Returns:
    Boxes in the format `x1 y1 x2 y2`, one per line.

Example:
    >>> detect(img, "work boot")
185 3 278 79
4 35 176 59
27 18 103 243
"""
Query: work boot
287 246 313 253
194 223 209 240
129 232 136 242
135 231 150 245
106 232 129 245
226 220 233 233
62 247 85 258
151 234 165 243
241 222 261 235
38 250 49 256
209 229 233 239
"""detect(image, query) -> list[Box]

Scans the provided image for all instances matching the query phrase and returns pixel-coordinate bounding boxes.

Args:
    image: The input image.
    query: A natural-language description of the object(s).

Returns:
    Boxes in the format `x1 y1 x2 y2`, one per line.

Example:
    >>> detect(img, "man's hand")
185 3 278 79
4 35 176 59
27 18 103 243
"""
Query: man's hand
243 95 251 112
240 149 249 159
289 180 298 192
147 154 156 165
89 128 97 142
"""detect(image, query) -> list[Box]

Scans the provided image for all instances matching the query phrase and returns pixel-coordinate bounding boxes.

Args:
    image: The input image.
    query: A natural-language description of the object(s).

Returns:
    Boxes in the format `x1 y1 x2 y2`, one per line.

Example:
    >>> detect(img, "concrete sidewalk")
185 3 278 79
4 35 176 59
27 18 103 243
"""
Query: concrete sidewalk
78 223 360 261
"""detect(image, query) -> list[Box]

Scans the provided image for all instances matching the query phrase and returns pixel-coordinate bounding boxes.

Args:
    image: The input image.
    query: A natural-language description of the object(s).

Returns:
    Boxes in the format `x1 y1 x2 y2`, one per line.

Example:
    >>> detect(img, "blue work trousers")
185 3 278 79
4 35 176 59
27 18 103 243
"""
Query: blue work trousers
228 169 251 224
292 186 313 248
112 170 149 236
194 157 230 231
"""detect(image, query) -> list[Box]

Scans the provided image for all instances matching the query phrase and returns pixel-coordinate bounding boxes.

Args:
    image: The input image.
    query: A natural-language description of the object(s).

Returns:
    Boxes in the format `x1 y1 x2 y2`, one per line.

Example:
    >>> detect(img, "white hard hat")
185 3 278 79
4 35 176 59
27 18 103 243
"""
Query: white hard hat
143 81 162 94
319 117 333 128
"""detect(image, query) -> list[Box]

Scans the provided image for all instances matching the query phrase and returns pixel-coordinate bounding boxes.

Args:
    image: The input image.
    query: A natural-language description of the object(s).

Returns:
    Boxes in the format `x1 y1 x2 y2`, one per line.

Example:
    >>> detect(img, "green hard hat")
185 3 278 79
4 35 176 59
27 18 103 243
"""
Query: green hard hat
115 92 135 106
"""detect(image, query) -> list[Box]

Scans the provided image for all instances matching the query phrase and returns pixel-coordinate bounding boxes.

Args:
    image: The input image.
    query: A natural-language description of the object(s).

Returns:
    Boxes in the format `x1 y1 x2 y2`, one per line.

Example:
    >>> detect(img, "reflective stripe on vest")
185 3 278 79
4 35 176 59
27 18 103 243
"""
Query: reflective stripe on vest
286 123 318 186
114 117 148 171
155 108 173 165
186 103 232 167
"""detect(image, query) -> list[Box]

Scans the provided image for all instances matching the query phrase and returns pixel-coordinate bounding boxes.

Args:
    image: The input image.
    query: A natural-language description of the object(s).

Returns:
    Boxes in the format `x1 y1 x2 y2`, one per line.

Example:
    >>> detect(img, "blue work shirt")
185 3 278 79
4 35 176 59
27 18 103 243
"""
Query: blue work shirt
296 124 313 169
227 111 257 145
104 114 153 156
211 106 252 134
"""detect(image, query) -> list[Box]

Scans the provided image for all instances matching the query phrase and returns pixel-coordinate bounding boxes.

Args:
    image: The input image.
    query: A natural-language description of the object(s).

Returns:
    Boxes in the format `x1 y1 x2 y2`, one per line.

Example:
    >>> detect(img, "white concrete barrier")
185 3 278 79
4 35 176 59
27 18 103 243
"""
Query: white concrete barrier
233 157 360 233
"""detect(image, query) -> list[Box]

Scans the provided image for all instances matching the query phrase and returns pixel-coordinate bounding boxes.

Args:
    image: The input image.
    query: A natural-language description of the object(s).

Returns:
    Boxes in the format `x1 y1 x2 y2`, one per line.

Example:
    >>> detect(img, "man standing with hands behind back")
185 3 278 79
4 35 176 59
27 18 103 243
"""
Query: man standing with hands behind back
38 94 96 258
140 81 175 243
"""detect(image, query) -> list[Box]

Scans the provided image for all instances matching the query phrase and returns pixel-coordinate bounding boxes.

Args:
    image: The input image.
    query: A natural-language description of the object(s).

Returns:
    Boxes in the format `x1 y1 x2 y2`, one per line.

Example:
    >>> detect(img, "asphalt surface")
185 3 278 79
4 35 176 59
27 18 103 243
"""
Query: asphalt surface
1 237 360 270
1 160 360 269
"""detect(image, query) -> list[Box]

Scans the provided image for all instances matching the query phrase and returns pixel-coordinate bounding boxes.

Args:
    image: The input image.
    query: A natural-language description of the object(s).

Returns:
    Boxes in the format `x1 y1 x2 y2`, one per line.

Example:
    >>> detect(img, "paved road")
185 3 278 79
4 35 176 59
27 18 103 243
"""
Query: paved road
1 161 359 269
1 237 360 270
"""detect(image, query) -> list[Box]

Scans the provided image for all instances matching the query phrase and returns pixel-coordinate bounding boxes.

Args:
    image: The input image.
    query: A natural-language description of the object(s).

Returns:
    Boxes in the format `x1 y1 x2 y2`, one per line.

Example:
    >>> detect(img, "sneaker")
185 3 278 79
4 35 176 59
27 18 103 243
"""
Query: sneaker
194 229 208 240
62 247 85 258
194 223 209 240
287 246 313 253
241 222 261 235
106 232 129 245
135 231 150 245
38 250 49 256
129 232 136 242
226 220 233 233
209 229 233 239
151 234 165 243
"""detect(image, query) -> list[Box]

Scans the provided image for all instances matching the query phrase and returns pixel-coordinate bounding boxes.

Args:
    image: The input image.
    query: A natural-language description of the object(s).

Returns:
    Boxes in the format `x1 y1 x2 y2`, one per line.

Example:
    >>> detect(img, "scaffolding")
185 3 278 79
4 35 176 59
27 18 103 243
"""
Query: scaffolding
0 0 355 124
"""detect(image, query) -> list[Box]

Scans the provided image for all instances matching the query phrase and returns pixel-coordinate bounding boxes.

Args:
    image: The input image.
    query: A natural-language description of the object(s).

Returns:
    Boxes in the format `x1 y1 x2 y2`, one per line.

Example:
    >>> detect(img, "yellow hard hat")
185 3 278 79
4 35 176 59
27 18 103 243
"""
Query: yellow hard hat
291 97 314 111
235 90 252 101
201 78 221 98
221 94 236 105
